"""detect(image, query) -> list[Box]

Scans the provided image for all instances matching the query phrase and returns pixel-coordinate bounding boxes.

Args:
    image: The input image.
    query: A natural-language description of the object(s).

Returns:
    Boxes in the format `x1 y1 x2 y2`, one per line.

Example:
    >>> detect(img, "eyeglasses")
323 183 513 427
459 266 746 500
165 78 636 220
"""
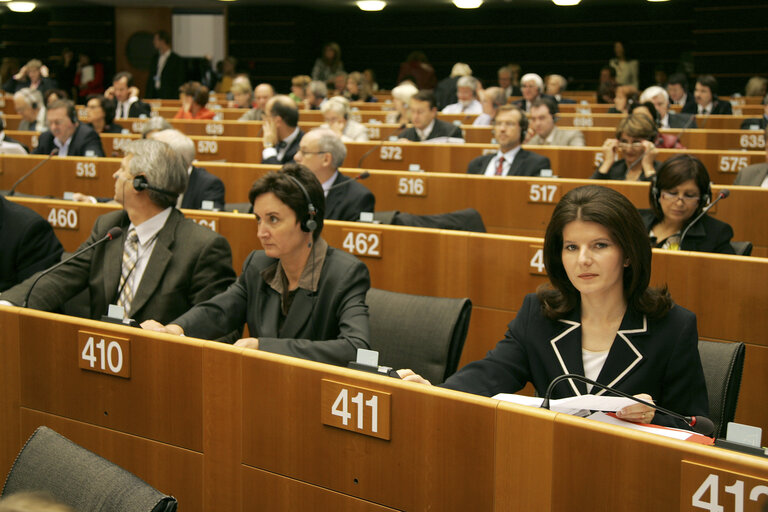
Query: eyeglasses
660 191 700 203
618 140 645 149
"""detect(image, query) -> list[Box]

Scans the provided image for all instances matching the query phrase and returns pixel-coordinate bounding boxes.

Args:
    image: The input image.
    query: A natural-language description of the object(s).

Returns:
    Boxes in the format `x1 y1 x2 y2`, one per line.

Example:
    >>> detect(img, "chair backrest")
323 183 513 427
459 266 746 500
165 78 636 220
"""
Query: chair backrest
366 288 472 384
2 426 177 512
392 208 486 233
698 340 746 438
731 241 753 256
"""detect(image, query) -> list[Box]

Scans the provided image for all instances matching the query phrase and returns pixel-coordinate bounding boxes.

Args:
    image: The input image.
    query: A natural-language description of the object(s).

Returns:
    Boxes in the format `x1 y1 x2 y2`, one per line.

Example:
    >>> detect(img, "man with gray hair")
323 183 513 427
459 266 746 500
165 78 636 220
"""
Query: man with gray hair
320 96 369 142
294 128 375 221
239 83 275 121
514 73 546 113
442 76 483 114
0 139 236 324
639 85 696 129
13 88 46 131
305 80 328 110
545 74 575 104
149 129 225 210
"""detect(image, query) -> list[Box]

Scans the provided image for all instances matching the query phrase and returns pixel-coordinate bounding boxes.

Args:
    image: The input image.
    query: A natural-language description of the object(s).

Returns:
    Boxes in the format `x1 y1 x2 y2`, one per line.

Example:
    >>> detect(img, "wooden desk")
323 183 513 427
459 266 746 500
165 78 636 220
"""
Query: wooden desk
2 307 767 511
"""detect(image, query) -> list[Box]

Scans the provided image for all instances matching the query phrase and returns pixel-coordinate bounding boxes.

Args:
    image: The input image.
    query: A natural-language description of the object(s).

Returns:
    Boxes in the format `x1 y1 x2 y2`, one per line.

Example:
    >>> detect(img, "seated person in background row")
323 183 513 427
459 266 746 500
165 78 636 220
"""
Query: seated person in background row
386 81 419 126
399 90 464 142
3 58 57 95
304 80 327 110
739 93 768 130
295 128 375 221
639 85 696 130
640 155 735 254
442 75 483 115
472 86 506 127
1 139 236 323
85 94 124 134
44 88 68 106
628 102 683 149
227 77 253 109
608 85 639 114
149 129 225 211
399 185 709 431
239 83 275 121
0 113 29 154
320 96 369 142
174 81 215 120
33 100 105 157
142 164 371 367
544 74 575 104
592 113 660 181
262 95 305 165
344 71 376 103
13 88 47 132
682 74 733 116
106 71 151 120
514 73 549 113
467 105 551 177
734 125 768 187
0 196 63 292
524 97 585 146
666 73 696 112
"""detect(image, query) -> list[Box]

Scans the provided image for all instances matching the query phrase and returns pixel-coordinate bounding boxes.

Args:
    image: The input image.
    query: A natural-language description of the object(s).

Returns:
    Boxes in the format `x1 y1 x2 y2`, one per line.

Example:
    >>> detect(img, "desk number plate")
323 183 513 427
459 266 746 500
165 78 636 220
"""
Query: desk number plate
321 379 391 440
77 330 131 378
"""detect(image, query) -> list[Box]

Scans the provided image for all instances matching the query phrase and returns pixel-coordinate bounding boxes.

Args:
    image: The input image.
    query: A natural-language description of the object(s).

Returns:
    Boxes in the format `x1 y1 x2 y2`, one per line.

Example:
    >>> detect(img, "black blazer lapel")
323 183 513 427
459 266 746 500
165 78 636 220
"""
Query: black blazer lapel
550 317 588 396
509 150 526 176
182 167 201 209
594 310 646 394
279 289 314 338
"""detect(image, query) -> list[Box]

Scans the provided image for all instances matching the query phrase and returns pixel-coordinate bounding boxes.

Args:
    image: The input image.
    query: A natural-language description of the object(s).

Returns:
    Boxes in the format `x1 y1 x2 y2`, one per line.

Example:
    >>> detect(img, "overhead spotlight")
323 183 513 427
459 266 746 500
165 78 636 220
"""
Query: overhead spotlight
453 0 483 8
356 1 386 11
647 0 670 2
7 1 36 11
551 0 581 5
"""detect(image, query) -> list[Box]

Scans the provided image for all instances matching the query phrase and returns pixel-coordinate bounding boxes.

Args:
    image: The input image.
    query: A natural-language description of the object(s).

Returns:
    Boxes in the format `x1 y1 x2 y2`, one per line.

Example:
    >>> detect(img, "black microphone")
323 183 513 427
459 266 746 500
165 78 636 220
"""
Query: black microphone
356 124 406 168
540 373 714 436
679 189 729 249
22 226 123 308
328 171 370 191
7 148 59 196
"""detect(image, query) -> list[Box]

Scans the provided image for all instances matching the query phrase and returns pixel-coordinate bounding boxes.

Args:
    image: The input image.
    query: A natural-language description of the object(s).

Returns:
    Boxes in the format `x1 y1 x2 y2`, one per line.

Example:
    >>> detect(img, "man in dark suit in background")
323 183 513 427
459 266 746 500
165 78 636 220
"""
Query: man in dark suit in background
399 90 464 142
640 86 696 129
0 196 63 292
683 74 733 116
146 31 186 100
740 94 768 130
545 74 576 104
467 105 551 177
107 71 152 119
33 100 104 157
295 127 375 222
1 139 236 324
149 129 225 210
667 73 696 113
261 95 304 165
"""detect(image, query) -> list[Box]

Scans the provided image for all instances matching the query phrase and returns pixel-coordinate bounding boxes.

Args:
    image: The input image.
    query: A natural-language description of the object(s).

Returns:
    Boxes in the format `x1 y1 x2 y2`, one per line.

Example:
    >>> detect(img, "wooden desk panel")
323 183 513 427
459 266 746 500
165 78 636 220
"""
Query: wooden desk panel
0 308 22 482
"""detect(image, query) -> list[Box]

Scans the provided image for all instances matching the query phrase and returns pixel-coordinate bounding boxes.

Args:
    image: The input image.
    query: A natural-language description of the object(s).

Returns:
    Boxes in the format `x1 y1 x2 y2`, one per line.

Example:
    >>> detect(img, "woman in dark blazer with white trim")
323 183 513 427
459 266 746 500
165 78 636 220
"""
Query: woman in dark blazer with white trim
400 185 708 430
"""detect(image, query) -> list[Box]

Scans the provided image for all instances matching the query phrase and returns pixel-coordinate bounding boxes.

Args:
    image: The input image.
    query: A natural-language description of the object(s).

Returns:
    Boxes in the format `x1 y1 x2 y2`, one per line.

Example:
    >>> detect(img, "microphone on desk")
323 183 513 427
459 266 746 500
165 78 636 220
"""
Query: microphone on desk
357 124 406 168
540 373 714 436
678 189 730 249
22 227 123 308
328 171 370 191
7 149 59 196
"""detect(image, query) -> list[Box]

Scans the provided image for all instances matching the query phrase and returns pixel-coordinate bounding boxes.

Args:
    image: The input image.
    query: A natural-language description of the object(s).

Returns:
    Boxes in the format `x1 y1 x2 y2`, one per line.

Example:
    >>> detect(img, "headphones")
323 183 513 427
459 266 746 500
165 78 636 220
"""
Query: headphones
286 174 317 232
650 156 711 214
133 174 178 199
21 89 39 110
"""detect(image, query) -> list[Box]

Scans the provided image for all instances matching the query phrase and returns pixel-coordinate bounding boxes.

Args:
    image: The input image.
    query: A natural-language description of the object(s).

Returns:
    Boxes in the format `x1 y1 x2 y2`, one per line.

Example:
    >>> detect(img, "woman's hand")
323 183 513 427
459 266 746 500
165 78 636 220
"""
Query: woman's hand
598 138 618 174
140 320 184 336
234 337 260 350
396 369 432 385
616 393 656 424
640 140 658 177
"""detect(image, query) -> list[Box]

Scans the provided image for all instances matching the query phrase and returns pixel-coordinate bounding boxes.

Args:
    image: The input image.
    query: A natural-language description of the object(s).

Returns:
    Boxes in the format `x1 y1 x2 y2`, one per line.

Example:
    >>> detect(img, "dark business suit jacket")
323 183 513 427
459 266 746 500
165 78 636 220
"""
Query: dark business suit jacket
146 51 186 100
739 117 768 130
33 123 105 157
682 99 733 115
667 112 697 129
173 245 371 366
399 119 463 142
129 100 152 118
326 173 375 221
639 209 735 254
181 166 225 211
0 197 63 292
262 130 304 165
466 149 552 177
513 94 556 112
590 159 661 181
1 209 236 324
442 293 709 429
734 162 768 187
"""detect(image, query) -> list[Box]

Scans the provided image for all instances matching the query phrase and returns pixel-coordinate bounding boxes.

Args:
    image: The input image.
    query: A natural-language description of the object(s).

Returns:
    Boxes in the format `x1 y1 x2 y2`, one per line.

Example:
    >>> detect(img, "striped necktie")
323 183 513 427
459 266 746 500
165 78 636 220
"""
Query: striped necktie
117 229 139 314
495 156 505 176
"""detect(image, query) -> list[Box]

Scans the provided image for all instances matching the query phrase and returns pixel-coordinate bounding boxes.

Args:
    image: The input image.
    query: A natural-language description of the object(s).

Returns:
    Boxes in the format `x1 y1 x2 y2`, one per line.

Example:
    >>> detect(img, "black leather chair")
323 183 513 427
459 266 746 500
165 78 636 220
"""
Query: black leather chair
730 241 753 256
2 426 177 512
374 208 486 233
365 288 472 384
698 340 746 438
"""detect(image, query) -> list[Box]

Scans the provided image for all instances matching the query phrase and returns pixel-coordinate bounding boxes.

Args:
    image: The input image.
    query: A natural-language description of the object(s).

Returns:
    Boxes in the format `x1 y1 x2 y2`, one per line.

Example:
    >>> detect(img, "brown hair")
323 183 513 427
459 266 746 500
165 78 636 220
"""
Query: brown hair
615 113 657 140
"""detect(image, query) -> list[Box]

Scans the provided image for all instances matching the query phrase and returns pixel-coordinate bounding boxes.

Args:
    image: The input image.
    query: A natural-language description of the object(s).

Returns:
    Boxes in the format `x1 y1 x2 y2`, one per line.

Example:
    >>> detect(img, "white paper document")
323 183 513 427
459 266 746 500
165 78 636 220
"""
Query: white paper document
492 393 636 413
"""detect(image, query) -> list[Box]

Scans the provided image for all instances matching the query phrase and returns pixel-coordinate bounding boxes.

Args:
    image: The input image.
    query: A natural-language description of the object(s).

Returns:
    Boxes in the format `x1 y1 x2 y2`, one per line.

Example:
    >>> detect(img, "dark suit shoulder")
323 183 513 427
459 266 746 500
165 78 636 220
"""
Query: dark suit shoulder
398 127 419 141
467 153 493 174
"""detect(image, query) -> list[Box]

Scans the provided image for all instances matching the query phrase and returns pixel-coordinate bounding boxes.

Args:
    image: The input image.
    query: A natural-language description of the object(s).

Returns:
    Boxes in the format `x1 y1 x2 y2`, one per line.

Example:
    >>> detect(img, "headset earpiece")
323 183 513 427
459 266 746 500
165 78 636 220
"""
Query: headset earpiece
286 174 317 233
650 174 661 212
133 174 149 192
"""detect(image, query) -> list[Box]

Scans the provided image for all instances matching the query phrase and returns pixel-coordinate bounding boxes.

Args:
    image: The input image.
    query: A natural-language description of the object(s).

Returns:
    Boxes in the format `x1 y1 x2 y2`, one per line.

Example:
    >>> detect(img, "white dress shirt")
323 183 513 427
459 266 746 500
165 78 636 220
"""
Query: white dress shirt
483 146 521 177
416 119 436 141
261 127 300 161
442 99 483 115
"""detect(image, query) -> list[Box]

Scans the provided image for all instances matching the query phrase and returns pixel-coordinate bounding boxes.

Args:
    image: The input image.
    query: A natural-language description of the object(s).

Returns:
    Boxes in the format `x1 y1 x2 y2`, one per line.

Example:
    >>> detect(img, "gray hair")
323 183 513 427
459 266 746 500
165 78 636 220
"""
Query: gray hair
140 116 172 138
482 87 507 108
457 75 479 91
149 129 196 169
640 85 669 104
14 88 44 109
321 96 349 118
308 80 328 99
124 139 187 208
392 82 419 104
548 74 568 92
312 127 347 169
521 73 544 93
